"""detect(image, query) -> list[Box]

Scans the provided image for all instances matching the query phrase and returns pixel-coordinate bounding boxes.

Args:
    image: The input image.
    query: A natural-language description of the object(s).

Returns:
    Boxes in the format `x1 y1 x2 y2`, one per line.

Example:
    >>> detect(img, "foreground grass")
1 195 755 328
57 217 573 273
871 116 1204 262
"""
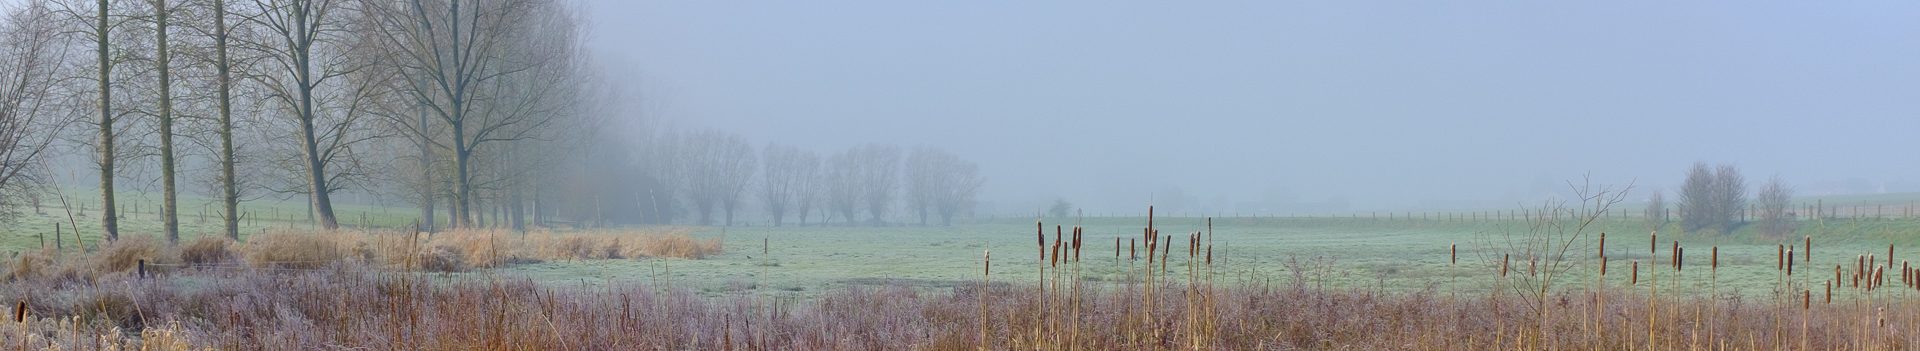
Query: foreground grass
1 263 1916 350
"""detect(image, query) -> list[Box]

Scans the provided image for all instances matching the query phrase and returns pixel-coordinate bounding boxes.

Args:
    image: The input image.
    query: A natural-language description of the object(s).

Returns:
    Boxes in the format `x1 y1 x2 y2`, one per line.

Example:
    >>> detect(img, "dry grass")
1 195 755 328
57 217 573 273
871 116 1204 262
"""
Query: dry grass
178 236 236 266
240 231 348 269
93 235 162 273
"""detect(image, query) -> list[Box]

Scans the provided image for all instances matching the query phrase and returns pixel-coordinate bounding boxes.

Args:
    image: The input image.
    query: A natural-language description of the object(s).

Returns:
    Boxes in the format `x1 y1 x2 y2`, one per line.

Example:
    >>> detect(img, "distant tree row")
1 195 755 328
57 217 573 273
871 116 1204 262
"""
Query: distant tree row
638 131 984 227
0 0 596 241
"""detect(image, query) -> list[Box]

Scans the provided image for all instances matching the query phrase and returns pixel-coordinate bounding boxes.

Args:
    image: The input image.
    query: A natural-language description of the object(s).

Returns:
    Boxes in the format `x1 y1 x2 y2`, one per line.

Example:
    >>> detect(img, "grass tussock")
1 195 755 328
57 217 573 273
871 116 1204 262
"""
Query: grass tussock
178 236 236 266
240 231 347 269
94 236 163 273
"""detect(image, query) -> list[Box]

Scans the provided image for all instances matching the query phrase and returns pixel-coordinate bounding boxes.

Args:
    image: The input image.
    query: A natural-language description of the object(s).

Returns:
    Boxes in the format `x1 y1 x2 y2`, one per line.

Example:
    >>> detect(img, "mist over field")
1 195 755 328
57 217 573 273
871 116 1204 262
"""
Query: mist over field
586 1 1920 215
5 1 1920 349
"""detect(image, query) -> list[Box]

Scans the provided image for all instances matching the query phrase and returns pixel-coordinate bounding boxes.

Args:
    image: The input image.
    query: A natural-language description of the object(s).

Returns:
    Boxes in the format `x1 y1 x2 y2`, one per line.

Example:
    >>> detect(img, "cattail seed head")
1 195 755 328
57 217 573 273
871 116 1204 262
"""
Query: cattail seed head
1206 245 1213 266
1778 244 1785 271
1802 290 1809 310
1676 246 1684 272
1712 246 1719 271
1631 261 1638 285
1598 232 1606 258
1650 231 1657 254
1826 280 1832 304
1787 248 1794 276
1450 243 1457 266
1805 235 1812 262
1130 239 1136 261
1601 256 1608 276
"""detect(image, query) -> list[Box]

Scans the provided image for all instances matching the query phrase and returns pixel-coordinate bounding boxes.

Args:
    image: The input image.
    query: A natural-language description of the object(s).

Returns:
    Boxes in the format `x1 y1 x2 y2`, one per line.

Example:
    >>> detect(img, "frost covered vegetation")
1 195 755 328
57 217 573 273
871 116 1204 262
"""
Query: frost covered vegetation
7 204 1920 349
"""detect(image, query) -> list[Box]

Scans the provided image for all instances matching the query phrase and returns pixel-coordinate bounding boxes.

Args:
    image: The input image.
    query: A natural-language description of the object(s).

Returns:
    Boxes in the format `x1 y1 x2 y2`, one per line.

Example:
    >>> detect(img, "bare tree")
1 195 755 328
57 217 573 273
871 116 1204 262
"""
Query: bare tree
823 150 858 225
143 0 182 243
1642 190 1664 232
791 149 820 226
850 144 898 225
677 129 753 226
1756 175 1794 239
51 0 129 240
1711 164 1747 234
1679 161 1747 235
359 0 580 229
905 147 983 226
0 0 75 221
1677 161 1716 234
238 0 383 230
760 143 815 227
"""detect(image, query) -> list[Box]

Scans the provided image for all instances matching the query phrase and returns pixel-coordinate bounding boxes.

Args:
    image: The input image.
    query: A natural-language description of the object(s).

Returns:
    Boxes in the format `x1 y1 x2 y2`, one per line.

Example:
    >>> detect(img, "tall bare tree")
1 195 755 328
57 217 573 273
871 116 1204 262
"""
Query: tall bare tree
850 144 898 225
905 147 983 226
359 0 579 228
52 0 127 240
678 129 753 226
0 0 74 220
823 150 857 225
790 149 820 226
759 143 812 227
145 0 181 243
238 0 380 230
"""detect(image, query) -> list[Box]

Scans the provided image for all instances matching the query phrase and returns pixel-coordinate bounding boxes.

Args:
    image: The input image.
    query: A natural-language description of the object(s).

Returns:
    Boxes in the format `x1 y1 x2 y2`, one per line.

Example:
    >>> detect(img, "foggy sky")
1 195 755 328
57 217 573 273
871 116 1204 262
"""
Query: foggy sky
583 1 1920 215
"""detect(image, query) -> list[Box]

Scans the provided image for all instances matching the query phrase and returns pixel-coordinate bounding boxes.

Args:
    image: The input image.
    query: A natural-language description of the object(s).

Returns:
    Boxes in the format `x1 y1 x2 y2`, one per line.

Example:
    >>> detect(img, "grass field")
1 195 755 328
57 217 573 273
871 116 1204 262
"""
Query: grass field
493 214 1920 303
13 189 1920 301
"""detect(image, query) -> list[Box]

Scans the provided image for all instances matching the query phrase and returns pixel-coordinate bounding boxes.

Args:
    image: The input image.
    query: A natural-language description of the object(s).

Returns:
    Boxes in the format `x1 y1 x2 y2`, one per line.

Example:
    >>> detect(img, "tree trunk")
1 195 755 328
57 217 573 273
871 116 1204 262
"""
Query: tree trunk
155 0 179 244
292 3 338 230
453 127 471 228
215 0 238 240
95 0 118 241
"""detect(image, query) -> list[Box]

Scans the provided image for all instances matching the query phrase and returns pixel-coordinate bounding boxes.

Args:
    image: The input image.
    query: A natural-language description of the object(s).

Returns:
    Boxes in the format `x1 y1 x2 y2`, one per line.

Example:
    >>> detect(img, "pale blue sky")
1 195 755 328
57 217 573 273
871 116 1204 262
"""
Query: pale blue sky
583 1 1920 214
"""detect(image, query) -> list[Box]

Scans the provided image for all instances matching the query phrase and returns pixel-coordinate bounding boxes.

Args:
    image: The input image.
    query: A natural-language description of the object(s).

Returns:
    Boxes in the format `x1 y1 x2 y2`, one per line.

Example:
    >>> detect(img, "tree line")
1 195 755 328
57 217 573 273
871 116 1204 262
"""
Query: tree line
0 0 986 241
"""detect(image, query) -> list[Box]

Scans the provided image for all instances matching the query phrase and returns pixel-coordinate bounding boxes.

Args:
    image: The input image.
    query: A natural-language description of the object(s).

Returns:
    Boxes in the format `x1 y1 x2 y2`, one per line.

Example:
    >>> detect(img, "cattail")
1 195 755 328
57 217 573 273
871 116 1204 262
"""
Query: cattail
1051 241 1061 268
1802 290 1809 310
1206 245 1213 265
1450 243 1457 266
1072 227 1082 262
1786 248 1794 276
1778 244 1784 271
984 248 991 276
1501 254 1509 277
1711 246 1719 271
1671 241 1680 268
1130 239 1136 261
1676 246 1684 272
1601 255 1608 276
1116 237 1121 260
1037 221 1045 260
1890 244 1896 268
1631 261 1639 285
1804 235 1812 262
1650 231 1657 254
1598 232 1606 258
1826 280 1832 304
1836 266 1843 289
